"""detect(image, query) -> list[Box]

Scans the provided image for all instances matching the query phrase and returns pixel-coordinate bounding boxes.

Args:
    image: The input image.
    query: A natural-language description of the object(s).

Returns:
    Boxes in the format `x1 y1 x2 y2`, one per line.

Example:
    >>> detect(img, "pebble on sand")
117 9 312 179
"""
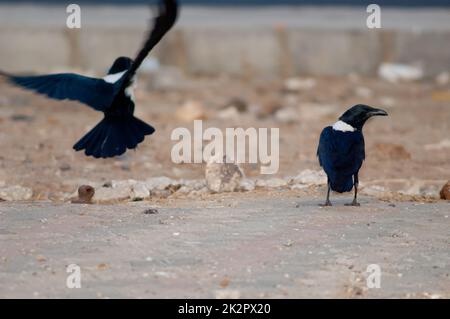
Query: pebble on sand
175 100 207 123
71 185 95 204
205 156 244 193
440 181 450 200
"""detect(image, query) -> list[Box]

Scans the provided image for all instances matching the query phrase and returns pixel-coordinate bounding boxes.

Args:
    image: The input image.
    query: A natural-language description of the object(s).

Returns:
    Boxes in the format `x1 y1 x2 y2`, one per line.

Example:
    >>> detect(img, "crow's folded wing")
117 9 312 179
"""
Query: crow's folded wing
119 0 178 91
2 72 116 112
317 127 365 177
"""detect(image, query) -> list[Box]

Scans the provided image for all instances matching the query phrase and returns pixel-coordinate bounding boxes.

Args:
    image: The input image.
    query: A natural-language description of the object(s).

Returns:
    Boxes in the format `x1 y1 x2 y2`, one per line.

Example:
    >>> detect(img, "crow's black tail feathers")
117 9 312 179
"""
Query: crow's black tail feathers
73 116 155 158
329 174 354 193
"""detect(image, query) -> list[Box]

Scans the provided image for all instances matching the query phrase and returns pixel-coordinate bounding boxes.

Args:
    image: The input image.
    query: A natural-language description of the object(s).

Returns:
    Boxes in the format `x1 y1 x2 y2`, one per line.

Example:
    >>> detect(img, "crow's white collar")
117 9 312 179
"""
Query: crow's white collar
332 120 356 132
103 71 127 84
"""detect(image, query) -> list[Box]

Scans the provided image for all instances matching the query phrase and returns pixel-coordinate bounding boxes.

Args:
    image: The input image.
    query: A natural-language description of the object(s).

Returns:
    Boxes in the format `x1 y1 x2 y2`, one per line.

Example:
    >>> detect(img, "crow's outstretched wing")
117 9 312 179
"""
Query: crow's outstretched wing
120 0 178 91
1 72 116 112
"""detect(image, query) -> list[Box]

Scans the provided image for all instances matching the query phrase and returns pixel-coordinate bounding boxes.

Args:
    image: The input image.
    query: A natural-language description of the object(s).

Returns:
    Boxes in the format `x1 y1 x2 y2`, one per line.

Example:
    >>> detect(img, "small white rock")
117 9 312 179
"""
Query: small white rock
0 185 33 201
217 106 240 120
355 86 373 98
205 156 244 193
284 77 317 92
145 177 179 191
275 107 299 124
240 179 256 192
291 169 327 186
378 63 423 83
130 183 150 200
256 178 287 189
215 289 241 299
361 185 386 197
176 100 206 123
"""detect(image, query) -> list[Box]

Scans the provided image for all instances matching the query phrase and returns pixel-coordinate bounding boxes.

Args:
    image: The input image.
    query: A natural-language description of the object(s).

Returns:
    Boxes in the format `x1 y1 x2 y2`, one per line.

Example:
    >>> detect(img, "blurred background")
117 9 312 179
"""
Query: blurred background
0 0 449 201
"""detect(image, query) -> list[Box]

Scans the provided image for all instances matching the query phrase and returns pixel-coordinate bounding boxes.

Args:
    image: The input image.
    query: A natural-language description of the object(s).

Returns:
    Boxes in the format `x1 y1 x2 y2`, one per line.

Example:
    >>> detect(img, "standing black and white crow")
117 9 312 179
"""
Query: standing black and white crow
317 104 388 206
0 0 178 159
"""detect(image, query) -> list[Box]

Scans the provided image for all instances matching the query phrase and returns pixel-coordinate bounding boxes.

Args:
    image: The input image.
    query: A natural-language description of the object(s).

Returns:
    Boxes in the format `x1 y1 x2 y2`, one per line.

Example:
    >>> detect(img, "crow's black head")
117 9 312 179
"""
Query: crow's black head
108 57 133 75
339 104 388 130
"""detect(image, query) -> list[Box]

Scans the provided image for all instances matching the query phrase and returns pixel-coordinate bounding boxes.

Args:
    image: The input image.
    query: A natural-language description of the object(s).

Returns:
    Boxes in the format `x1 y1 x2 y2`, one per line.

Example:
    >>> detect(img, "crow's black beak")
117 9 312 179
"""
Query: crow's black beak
369 108 388 117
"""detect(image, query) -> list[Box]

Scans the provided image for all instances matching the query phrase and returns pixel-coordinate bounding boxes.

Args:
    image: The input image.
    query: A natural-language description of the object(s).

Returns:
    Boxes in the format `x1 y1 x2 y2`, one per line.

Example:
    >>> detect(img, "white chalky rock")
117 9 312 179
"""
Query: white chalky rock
94 184 131 202
145 177 179 191
291 169 327 186
256 178 287 188
0 185 33 201
205 156 244 193
130 183 150 200
378 63 423 83
239 179 256 192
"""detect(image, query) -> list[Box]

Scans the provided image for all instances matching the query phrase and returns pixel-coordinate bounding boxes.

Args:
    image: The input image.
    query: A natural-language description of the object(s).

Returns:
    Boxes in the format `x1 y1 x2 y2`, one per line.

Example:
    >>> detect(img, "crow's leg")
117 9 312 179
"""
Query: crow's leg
346 174 361 207
320 182 332 207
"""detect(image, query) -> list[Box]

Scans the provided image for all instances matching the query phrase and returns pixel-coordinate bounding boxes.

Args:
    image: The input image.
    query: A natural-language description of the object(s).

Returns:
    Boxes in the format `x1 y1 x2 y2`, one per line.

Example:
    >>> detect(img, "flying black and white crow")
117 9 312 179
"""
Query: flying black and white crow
317 104 388 206
0 0 178 159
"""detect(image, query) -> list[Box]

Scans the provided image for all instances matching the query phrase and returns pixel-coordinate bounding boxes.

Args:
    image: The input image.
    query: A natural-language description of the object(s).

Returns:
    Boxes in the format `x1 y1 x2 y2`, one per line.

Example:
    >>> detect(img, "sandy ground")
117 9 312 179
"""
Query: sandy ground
0 192 448 299
0 73 449 298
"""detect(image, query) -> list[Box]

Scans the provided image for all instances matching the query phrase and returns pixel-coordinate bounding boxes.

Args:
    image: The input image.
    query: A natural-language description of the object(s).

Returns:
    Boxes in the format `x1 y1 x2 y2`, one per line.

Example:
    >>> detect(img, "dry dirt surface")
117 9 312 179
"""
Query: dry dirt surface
0 74 449 199
0 192 449 299
0 74 449 298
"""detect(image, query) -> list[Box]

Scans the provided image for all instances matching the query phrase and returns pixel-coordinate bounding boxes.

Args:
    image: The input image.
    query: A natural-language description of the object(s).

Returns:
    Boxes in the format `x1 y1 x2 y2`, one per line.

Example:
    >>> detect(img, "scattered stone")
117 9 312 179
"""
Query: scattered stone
0 185 33 201
205 156 244 193
222 97 248 113
215 289 241 299
71 185 95 204
176 100 206 123
102 181 113 188
219 277 230 288
151 189 172 199
283 240 294 247
130 183 150 201
361 185 387 197
36 255 47 263
258 97 283 118
424 139 450 151
431 91 450 102
154 271 176 279
290 169 327 186
177 179 207 194
96 263 108 270
275 107 299 124
143 209 159 215
256 178 287 189
291 184 310 190
217 106 240 120
378 63 423 83
10 114 34 122
186 187 209 198
147 65 185 91
284 77 316 92
298 103 338 121
145 177 179 192
354 86 373 98
399 180 442 198
59 163 71 172
440 182 450 200
94 182 131 202
379 96 396 108
435 72 449 86
374 143 411 160
239 179 256 192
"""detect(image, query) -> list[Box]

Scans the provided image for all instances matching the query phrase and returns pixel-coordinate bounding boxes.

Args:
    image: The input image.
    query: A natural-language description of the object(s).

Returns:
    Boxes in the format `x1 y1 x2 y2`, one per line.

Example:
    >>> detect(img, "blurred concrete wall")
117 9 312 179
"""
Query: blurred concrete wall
1 5 450 76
